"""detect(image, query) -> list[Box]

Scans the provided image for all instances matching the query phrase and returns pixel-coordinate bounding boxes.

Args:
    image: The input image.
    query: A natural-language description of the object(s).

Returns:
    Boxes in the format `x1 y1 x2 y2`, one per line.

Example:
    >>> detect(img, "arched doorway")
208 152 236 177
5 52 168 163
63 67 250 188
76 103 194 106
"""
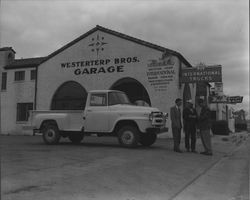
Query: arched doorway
51 81 87 110
110 77 151 106
183 83 192 108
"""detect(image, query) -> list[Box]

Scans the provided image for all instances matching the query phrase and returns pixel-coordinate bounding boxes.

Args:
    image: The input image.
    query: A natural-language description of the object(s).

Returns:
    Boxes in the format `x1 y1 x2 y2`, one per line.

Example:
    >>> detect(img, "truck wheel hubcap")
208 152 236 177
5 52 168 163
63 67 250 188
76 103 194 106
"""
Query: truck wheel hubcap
46 129 55 140
122 131 134 144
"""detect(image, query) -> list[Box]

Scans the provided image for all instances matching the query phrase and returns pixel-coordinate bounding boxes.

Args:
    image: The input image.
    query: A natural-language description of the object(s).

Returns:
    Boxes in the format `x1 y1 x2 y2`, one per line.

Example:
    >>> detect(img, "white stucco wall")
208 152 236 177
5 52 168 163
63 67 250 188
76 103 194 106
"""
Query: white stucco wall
1 68 35 134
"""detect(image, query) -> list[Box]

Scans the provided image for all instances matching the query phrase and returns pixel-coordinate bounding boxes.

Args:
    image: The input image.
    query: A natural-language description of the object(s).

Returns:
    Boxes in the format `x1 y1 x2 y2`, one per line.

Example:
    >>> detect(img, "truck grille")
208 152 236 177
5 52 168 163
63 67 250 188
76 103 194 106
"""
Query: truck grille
151 112 165 127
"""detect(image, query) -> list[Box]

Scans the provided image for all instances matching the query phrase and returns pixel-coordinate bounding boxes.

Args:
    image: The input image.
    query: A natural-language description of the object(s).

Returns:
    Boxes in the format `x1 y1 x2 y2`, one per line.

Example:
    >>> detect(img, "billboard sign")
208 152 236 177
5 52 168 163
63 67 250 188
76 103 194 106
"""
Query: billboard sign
181 65 222 83
209 95 243 104
227 96 244 104
214 82 223 95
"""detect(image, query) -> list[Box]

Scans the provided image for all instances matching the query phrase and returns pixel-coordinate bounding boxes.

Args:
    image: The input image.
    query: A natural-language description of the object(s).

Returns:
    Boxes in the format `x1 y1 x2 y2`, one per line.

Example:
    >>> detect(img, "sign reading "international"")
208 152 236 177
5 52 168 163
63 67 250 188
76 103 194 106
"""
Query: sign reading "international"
180 65 222 83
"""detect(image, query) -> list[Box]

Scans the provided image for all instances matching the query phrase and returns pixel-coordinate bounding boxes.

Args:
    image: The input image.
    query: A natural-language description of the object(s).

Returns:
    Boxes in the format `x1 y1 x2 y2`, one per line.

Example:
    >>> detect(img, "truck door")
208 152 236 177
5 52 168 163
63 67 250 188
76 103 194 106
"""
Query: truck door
84 93 110 132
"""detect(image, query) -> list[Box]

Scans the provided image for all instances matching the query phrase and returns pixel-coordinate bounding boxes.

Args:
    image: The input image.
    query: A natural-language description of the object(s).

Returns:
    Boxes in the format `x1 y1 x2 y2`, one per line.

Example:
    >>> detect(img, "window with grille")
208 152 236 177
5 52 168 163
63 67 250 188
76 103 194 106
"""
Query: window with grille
30 70 36 80
16 103 33 121
14 71 25 81
1 72 7 90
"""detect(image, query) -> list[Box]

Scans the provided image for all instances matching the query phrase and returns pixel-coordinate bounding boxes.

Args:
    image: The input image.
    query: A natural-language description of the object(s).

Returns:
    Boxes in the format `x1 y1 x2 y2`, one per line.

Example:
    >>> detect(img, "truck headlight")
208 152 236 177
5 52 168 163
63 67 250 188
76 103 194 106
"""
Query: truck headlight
163 112 168 119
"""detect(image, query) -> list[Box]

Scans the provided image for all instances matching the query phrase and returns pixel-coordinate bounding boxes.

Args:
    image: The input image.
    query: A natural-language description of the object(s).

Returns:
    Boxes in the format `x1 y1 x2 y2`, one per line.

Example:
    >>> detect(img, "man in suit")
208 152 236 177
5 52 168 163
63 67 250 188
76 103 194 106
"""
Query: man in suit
170 98 183 153
183 99 198 153
197 98 213 156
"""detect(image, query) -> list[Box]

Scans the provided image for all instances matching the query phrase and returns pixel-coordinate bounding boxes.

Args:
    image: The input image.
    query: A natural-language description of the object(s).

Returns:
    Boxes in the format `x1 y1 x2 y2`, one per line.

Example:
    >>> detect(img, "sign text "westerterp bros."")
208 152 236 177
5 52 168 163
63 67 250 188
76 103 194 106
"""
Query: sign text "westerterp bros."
61 57 140 75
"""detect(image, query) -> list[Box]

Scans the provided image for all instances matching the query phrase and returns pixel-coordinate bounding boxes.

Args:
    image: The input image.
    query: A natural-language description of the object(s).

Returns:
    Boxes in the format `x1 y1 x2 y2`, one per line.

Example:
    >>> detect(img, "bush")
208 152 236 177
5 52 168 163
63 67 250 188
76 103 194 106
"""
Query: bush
211 120 230 135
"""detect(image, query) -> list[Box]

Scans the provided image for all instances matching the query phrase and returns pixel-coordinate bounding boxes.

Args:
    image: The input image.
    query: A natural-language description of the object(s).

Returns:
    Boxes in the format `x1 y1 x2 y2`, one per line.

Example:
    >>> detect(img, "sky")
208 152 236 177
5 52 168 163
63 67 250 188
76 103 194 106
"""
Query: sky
0 0 249 116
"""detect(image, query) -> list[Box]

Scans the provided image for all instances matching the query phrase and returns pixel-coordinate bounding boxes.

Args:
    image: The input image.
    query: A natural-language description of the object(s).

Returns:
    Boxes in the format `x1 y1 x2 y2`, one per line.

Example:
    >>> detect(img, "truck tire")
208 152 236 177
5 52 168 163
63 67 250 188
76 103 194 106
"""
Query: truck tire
42 124 61 145
140 133 157 147
68 134 84 144
117 125 139 147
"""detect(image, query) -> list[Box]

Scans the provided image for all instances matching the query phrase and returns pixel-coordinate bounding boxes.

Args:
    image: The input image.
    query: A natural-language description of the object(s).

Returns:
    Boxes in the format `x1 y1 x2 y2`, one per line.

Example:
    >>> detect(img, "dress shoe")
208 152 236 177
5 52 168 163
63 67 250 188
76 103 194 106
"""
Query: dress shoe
186 149 190 152
191 150 198 153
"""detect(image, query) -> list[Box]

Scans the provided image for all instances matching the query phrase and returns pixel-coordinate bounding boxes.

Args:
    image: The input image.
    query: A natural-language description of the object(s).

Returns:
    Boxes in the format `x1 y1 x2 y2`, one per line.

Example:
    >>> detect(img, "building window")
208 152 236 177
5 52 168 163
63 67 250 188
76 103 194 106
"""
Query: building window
30 70 36 80
14 71 25 81
16 103 33 121
1 72 7 90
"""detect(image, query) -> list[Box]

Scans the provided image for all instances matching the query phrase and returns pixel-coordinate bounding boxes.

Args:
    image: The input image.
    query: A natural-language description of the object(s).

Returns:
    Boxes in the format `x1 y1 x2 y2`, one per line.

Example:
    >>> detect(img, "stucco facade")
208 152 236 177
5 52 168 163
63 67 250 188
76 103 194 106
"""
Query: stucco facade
1 69 36 134
0 48 44 134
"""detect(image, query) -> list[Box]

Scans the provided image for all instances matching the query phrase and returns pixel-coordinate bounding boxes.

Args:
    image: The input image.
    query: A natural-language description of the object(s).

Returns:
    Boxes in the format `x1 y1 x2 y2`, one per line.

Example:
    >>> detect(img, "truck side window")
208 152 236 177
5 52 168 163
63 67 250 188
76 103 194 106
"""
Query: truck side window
109 93 118 106
90 93 107 106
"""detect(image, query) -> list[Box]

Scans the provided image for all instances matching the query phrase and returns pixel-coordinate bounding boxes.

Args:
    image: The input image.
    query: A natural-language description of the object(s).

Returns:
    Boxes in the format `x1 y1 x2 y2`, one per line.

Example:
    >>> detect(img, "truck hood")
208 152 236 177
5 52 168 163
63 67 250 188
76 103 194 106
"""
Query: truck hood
110 104 160 113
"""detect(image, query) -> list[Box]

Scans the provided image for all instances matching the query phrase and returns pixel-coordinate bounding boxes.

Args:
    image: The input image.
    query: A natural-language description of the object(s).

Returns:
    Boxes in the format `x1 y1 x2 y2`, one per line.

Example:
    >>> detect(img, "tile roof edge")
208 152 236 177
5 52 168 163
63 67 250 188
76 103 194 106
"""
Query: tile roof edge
4 57 47 70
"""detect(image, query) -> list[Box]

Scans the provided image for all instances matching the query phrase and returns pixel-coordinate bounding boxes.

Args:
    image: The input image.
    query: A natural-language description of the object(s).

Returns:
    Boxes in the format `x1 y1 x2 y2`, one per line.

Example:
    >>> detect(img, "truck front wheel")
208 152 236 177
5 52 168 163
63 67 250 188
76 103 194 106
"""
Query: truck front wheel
117 126 139 148
42 124 61 145
68 134 84 144
140 133 157 147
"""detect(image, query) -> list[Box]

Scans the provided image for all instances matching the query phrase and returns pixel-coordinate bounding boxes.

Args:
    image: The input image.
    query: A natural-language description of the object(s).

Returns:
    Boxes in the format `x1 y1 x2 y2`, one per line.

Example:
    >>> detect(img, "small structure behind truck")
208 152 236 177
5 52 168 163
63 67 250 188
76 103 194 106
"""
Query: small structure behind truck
30 90 166 147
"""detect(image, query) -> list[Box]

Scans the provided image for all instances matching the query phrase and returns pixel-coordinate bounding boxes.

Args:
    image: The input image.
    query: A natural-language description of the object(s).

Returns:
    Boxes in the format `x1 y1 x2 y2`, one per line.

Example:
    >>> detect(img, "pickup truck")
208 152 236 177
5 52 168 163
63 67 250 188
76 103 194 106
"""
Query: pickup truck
30 90 166 147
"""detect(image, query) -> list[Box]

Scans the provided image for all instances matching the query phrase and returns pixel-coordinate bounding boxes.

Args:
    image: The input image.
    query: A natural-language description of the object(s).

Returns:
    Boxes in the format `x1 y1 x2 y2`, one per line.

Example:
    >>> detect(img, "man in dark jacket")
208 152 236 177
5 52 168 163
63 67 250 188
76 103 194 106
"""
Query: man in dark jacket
197 99 213 156
170 98 183 153
183 99 198 153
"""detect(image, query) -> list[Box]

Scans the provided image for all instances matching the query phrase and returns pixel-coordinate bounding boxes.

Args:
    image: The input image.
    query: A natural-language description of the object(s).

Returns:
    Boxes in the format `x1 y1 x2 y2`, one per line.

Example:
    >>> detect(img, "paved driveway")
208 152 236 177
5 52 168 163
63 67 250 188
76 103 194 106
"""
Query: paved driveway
1 134 249 200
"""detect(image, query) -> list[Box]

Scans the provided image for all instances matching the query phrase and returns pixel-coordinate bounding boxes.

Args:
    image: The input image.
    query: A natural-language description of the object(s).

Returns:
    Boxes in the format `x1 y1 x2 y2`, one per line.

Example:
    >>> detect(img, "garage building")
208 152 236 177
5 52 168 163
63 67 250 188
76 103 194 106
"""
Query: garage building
0 25 209 135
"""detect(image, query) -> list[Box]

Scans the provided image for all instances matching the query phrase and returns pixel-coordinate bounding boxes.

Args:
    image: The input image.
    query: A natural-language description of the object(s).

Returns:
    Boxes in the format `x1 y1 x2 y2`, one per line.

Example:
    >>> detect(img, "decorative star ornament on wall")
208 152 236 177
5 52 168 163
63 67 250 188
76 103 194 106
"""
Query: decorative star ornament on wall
88 34 108 57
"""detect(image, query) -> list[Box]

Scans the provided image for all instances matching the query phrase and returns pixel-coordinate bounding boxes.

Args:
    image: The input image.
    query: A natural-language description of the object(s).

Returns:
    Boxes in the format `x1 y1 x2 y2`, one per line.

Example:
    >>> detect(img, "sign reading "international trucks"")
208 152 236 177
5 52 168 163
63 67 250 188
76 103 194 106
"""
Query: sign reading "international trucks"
209 95 243 104
180 65 222 83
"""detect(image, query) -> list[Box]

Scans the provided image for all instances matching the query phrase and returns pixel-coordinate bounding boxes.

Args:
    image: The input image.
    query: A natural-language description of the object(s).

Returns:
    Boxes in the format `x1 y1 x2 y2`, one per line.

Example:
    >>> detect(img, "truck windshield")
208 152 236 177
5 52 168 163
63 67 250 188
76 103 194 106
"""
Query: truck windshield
108 92 131 106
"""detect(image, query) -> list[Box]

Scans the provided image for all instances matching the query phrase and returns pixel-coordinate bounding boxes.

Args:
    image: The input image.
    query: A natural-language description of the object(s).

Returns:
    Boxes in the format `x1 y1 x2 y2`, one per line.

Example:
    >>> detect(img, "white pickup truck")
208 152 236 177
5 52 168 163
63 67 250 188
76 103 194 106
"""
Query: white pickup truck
30 90 166 147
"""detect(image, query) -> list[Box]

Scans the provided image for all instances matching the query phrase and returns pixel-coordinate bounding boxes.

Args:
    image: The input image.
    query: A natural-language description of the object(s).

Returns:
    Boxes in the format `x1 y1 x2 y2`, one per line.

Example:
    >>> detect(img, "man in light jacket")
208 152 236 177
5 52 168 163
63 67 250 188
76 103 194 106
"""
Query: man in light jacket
170 98 183 153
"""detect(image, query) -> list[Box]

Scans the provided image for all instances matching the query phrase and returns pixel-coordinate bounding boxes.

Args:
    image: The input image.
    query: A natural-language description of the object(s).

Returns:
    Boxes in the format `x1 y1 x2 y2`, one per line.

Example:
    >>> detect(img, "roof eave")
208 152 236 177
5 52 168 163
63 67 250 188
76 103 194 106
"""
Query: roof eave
39 25 192 68
4 64 38 70
40 26 99 65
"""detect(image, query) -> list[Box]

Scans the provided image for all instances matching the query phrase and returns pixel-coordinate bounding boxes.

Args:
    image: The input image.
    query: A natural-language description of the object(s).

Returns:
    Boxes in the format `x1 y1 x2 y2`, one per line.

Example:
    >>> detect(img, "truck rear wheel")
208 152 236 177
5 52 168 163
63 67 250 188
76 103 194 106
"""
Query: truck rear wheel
68 134 84 144
42 124 61 145
140 133 157 147
117 125 139 148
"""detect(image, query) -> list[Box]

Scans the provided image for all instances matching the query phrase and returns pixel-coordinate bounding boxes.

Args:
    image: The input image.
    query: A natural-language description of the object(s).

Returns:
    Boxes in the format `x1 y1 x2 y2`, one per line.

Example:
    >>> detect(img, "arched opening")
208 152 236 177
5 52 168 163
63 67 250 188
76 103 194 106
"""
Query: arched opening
183 83 192 108
110 77 151 106
51 81 87 110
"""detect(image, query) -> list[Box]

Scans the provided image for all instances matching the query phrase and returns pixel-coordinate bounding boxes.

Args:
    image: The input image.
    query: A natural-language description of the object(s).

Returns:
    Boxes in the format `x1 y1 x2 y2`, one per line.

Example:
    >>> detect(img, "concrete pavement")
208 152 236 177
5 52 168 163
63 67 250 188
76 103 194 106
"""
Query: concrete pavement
1 131 249 200
172 133 250 200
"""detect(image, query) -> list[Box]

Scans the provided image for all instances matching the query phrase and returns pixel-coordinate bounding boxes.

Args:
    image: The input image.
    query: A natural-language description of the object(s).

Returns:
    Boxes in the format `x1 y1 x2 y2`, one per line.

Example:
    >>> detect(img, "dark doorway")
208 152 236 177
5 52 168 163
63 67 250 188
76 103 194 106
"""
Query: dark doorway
51 81 87 110
183 83 192 108
110 77 151 106
196 82 208 105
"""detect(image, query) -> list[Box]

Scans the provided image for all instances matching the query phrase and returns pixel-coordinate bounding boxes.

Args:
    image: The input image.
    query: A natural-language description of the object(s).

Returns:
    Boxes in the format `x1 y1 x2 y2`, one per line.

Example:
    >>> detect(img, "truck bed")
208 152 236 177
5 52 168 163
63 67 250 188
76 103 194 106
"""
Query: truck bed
30 110 84 132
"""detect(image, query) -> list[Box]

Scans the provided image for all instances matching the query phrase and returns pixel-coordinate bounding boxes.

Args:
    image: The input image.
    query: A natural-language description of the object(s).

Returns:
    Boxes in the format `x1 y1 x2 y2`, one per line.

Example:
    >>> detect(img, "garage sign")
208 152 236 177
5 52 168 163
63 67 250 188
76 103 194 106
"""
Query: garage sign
60 56 140 75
